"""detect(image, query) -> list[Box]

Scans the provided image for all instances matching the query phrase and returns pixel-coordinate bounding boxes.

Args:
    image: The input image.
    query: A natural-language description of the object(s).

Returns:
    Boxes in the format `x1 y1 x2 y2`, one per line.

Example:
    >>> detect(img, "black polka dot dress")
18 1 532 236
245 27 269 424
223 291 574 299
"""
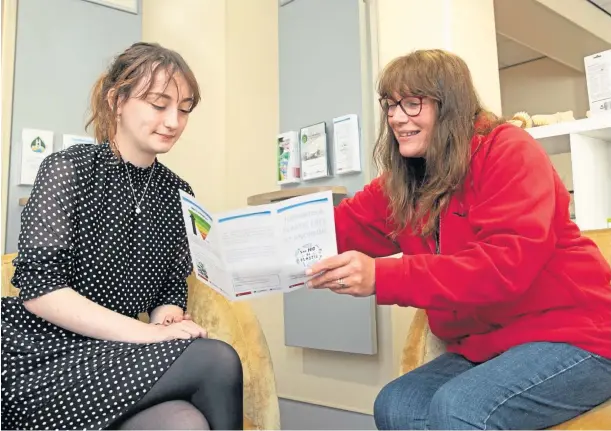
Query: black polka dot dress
1 143 196 430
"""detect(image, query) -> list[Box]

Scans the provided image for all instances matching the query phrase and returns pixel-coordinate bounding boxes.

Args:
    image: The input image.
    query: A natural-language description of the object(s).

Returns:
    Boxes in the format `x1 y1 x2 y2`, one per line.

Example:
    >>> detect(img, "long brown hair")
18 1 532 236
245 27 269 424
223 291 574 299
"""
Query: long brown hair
85 42 201 156
373 49 503 238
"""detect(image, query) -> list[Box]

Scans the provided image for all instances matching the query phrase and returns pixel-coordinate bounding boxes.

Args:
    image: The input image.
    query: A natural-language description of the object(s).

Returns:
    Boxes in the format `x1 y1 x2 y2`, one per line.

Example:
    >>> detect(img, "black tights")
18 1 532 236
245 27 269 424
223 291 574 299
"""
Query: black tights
109 338 243 430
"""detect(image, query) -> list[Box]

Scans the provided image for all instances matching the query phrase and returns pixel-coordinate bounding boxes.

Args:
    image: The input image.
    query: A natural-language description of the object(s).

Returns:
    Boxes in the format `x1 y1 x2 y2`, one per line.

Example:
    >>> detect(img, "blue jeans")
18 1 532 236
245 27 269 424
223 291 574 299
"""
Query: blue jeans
374 342 611 430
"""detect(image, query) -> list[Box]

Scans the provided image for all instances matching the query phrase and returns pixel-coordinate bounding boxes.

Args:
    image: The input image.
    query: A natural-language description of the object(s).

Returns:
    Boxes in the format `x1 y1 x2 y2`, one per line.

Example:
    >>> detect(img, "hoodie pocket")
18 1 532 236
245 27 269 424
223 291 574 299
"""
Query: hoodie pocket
428 307 489 339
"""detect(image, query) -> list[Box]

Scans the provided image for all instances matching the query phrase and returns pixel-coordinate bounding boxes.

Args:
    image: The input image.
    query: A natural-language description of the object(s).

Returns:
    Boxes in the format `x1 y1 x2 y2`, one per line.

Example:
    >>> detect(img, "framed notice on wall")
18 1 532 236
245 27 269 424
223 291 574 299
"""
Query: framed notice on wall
83 0 138 14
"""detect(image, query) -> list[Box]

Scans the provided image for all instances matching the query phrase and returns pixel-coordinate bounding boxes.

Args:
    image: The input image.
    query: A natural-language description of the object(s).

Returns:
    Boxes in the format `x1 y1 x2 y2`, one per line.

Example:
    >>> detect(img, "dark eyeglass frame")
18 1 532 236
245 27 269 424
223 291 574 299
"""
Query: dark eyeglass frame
379 95 425 117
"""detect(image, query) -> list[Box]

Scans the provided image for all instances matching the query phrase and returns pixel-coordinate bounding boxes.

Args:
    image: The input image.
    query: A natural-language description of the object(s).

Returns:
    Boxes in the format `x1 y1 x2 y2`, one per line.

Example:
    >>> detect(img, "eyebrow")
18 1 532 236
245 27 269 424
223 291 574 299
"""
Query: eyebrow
148 92 194 103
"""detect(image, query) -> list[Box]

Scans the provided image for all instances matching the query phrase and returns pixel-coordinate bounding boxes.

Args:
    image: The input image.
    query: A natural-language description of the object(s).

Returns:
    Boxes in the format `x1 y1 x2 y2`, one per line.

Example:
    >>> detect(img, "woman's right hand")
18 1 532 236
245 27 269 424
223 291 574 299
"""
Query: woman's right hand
153 320 208 342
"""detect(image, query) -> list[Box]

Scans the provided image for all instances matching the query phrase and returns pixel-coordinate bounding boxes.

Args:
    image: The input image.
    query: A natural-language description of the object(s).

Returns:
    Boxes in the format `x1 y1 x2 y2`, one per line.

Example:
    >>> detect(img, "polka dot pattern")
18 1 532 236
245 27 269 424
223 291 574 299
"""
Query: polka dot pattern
1 142 195 430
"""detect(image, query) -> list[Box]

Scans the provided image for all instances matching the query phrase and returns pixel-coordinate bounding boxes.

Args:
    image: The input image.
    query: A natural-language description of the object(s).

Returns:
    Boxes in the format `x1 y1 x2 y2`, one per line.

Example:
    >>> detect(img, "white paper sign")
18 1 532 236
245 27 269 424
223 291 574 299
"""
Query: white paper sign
179 190 338 301
20 128 54 185
333 114 361 174
63 134 95 150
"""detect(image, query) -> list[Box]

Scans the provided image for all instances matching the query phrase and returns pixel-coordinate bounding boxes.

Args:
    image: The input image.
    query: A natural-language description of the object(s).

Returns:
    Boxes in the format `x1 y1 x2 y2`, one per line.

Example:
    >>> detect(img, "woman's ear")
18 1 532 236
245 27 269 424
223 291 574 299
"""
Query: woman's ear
107 88 124 117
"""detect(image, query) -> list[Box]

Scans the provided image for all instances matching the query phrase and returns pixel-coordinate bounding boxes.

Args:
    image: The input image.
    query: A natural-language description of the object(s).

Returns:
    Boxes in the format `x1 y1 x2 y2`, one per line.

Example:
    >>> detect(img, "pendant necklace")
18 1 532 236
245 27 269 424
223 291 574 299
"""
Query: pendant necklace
123 160 155 215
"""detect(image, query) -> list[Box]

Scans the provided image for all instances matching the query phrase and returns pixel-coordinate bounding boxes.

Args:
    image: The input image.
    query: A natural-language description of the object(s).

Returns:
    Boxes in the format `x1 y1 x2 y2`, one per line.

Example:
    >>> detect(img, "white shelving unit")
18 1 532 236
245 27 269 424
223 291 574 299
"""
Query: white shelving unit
526 114 611 231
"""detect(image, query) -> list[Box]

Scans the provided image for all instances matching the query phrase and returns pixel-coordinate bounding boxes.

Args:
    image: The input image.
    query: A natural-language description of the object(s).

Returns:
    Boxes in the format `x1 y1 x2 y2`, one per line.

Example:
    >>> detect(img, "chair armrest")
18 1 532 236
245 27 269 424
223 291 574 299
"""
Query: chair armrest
400 308 448 375
2 253 19 297
185 274 280 430
400 308 429 375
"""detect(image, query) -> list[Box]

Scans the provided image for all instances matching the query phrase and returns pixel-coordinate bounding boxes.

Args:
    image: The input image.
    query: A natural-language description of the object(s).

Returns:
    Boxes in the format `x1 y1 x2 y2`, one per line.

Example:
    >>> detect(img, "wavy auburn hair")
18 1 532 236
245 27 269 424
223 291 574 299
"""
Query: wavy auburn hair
85 42 201 156
373 49 503 238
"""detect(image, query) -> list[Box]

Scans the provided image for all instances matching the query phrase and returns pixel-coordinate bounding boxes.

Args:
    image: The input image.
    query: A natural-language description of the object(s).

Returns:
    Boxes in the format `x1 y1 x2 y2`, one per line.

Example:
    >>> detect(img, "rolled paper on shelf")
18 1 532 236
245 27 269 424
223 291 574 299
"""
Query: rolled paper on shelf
508 110 575 128
508 111 533 129
531 110 575 126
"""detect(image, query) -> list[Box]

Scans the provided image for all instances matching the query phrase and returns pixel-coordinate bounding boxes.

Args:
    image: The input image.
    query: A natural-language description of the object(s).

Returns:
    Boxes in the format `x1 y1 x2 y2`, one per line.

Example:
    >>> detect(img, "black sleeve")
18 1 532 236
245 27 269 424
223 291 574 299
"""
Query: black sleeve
149 183 194 312
12 153 77 301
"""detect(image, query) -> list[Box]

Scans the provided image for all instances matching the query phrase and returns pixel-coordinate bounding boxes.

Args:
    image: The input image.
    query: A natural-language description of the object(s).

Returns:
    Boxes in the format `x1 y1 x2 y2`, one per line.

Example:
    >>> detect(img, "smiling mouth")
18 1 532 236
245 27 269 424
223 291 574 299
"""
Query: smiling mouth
156 133 175 139
397 131 420 138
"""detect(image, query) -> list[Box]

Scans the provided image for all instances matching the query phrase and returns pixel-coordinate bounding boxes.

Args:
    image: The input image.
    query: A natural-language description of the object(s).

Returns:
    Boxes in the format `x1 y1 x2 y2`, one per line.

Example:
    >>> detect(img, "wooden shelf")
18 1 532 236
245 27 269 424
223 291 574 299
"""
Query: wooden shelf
247 186 348 206
19 186 350 208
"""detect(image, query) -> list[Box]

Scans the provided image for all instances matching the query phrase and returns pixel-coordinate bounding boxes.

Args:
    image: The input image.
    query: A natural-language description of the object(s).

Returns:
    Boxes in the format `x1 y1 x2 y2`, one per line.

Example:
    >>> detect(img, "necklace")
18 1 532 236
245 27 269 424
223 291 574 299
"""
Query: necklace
123 160 155 215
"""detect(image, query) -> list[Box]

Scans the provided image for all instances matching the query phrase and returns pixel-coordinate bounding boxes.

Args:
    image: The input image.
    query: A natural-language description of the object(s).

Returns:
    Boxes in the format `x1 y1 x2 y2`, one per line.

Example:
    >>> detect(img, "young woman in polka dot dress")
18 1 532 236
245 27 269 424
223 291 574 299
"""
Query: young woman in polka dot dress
1 42 243 430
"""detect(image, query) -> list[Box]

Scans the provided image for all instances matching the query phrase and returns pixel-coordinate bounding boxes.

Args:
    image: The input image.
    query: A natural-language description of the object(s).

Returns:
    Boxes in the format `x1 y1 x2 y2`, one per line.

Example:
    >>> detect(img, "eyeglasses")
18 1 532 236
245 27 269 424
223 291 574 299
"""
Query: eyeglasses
379 96 424 117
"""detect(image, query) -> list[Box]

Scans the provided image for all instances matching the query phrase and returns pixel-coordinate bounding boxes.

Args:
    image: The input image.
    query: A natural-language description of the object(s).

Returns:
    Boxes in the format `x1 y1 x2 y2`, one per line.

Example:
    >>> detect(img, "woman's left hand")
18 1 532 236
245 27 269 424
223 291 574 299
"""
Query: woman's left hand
306 251 376 297
150 305 190 326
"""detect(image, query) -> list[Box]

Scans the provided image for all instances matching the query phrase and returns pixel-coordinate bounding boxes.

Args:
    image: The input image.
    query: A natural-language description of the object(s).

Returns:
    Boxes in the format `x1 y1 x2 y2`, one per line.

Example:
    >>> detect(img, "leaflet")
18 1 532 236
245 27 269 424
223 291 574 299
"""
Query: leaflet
179 190 338 300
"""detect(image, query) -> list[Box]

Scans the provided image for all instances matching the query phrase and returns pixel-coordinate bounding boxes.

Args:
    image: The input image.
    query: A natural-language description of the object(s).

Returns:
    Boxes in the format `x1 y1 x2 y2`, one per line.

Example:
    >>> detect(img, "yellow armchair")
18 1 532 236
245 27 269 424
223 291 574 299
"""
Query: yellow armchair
400 229 611 430
1 253 280 430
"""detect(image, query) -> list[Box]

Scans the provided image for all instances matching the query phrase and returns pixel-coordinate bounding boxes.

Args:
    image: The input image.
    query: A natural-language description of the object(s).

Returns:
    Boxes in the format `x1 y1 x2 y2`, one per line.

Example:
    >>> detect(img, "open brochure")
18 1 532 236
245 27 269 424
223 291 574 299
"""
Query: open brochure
179 190 338 301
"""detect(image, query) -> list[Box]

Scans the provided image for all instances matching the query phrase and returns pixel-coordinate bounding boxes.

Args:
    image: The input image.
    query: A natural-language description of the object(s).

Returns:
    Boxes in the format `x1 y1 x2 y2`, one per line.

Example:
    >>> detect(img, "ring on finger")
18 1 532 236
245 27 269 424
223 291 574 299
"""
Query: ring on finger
337 278 347 289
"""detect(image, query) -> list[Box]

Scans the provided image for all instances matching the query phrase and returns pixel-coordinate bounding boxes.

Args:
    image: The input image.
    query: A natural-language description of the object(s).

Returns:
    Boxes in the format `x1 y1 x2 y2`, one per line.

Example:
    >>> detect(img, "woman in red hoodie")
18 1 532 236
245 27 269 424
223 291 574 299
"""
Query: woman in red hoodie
307 49 611 430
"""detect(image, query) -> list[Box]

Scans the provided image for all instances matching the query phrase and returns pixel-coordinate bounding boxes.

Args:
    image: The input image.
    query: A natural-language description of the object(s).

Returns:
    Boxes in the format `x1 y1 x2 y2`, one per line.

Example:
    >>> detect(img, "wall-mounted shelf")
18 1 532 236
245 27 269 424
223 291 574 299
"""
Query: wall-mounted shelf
526 114 611 140
526 114 611 231
247 186 348 206
526 114 611 155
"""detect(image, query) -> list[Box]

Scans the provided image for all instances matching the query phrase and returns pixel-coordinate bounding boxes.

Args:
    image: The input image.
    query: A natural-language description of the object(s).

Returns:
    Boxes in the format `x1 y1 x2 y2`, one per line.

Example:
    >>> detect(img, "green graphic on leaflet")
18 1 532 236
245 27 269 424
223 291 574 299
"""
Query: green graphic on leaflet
189 209 211 240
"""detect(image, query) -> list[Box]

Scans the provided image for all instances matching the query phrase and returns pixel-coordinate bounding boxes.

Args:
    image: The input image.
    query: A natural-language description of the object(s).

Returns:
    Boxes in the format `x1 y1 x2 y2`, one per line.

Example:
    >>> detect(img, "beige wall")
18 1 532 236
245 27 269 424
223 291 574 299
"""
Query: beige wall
142 0 230 212
375 0 502 115
499 57 589 119
142 0 280 213
2 0 18 255
224 0 279 210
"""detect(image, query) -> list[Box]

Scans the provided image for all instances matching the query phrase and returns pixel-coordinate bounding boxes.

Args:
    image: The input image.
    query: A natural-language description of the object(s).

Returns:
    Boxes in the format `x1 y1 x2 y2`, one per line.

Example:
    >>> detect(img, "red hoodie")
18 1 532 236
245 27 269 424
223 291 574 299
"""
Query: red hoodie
334 123 611 362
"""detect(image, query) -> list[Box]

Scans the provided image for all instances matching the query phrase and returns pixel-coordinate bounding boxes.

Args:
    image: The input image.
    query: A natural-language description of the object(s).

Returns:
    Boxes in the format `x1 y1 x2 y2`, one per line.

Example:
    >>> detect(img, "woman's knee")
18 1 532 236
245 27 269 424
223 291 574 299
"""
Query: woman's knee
186 339 243 385
168 401 210 430
373 378 429 430
373 382 399 430
117 400 210 430
427 383 483 430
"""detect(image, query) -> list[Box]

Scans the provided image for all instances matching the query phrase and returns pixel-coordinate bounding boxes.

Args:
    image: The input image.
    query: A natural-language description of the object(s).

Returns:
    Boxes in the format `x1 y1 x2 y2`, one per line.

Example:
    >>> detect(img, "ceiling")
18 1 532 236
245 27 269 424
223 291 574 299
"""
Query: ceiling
495 0 611 70
588 0 611 16
496 33 545 70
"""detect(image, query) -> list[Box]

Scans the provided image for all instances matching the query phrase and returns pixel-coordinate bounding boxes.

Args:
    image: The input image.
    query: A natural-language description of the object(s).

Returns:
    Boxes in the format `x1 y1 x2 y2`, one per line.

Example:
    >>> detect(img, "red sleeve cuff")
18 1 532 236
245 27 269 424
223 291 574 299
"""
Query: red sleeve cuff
374 256 408 306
